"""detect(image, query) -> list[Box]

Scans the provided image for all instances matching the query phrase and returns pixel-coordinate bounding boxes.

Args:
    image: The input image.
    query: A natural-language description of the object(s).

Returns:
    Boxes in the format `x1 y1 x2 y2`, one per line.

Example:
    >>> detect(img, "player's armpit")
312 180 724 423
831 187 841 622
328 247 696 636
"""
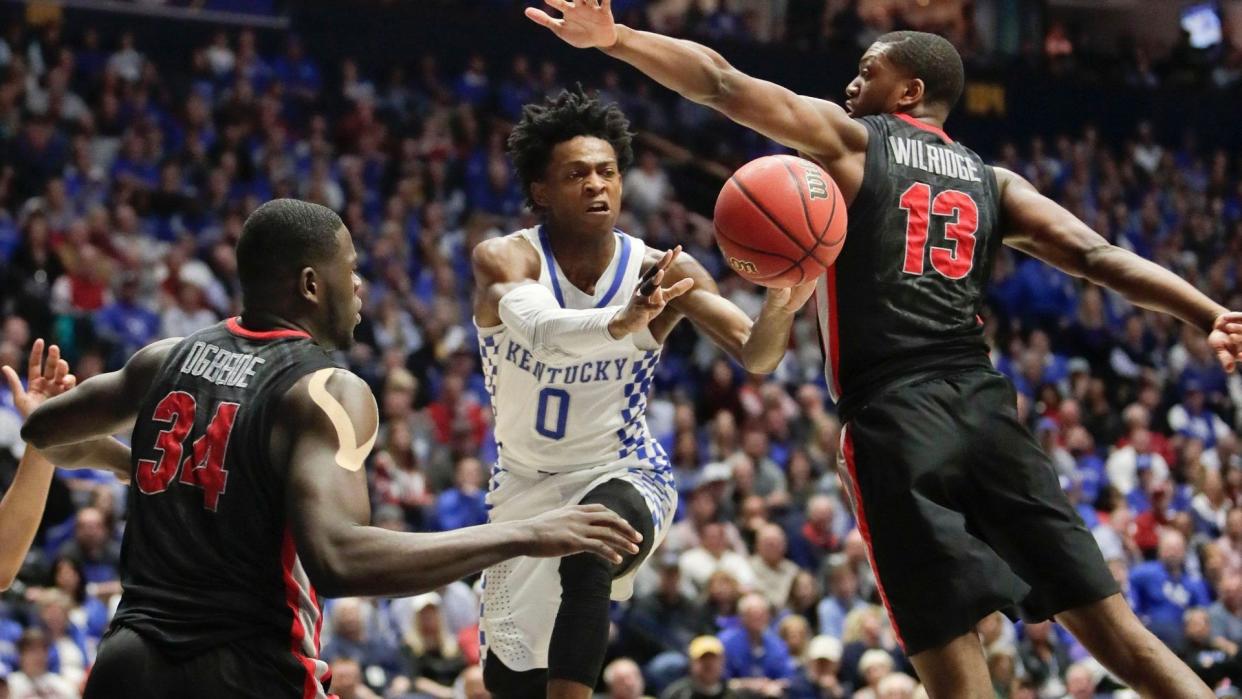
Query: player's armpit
21 337 180 450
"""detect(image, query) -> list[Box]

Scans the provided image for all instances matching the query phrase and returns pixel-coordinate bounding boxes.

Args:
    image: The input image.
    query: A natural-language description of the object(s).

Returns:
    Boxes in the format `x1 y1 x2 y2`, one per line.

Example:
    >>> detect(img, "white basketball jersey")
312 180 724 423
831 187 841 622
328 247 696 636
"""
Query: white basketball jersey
477 226 665 476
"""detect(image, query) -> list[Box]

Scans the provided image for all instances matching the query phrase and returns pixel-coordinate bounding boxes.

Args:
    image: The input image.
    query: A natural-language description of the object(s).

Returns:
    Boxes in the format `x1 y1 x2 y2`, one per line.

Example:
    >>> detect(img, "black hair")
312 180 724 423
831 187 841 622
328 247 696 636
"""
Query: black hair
874 31 965 110
236 198 343 305
507 86 634 209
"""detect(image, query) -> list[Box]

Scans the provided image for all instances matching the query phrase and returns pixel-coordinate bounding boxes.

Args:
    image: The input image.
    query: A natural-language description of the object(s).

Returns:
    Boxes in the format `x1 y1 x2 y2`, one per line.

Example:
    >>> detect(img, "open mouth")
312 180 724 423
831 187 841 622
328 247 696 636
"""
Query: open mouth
586 201 610 214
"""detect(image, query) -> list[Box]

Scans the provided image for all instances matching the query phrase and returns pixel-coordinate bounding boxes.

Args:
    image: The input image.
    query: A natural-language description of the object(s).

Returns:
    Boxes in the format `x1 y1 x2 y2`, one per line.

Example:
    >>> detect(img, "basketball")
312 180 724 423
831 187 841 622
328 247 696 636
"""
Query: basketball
713 155 847 288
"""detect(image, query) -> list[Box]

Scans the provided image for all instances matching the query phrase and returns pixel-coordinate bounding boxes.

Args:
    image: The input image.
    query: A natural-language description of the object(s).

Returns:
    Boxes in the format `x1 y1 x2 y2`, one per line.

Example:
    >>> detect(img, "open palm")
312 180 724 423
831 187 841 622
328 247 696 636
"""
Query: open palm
1 339 76 419
525 0 619 49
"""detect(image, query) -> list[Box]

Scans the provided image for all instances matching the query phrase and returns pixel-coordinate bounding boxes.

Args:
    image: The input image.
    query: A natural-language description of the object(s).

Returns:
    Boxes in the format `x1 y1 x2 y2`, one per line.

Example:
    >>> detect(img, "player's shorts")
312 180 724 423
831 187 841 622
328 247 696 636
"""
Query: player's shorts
83 625 330 699
480 458 677 673
839 368 1119 656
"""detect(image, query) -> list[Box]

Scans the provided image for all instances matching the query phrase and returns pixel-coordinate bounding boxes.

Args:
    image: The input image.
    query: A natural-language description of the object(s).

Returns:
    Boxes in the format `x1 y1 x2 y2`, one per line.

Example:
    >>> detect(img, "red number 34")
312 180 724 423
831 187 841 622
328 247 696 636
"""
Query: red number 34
136 392 239 511
899 183 979 280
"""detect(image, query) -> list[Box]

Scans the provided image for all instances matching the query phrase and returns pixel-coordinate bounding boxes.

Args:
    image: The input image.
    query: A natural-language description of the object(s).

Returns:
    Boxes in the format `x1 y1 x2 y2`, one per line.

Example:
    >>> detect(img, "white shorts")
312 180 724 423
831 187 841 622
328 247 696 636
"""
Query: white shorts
479 459 677 672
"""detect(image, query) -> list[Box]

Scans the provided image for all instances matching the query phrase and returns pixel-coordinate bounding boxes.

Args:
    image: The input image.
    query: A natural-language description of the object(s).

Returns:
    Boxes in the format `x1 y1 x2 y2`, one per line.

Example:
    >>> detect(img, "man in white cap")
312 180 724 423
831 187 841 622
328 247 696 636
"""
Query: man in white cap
789 635 847 699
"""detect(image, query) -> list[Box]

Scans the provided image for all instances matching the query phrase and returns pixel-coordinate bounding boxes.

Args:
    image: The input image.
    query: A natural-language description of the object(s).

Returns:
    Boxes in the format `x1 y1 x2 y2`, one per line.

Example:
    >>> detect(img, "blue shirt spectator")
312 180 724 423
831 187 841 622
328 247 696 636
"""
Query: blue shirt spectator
719 594 794 681
434 458 488 531
1130 531 1212 645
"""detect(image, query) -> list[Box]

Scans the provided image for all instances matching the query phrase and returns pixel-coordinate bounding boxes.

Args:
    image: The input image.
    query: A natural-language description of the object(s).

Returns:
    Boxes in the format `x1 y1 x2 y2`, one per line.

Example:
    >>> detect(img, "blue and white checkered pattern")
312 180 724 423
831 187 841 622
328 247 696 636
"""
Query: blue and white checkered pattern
617 349 661 461
479 333 503 419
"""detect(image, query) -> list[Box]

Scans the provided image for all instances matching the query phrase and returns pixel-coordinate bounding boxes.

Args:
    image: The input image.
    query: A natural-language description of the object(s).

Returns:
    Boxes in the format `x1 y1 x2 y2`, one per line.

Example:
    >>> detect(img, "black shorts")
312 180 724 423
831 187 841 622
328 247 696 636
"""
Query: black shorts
84 625 328 699
840 368 1118 656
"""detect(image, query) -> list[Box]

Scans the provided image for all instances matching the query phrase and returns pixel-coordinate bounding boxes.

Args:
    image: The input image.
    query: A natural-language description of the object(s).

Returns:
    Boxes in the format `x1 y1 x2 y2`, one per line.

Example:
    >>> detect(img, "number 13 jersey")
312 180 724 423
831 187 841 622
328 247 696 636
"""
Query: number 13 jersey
817 113 1004 421
116 319 337 669
477 226 666 477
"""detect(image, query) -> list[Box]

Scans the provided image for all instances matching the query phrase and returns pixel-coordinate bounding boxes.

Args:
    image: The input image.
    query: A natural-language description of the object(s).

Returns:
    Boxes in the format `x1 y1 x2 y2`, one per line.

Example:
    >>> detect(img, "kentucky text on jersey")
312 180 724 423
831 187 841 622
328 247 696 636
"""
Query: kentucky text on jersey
889 136 982 182
178 341 266 387
504 339 629 385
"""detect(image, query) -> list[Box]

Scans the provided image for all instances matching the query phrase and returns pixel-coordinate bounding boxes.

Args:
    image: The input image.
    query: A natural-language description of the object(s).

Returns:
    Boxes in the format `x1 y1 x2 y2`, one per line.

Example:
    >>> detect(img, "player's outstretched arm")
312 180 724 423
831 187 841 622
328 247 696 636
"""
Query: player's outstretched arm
658 253 816 374
998 167 1242 370
282 368 643 598
525 0 866 162
22 337 180 451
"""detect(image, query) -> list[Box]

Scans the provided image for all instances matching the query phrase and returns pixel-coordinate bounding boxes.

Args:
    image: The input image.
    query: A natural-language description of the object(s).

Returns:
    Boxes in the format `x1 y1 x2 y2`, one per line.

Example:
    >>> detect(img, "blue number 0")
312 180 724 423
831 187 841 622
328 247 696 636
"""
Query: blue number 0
535 388 570 440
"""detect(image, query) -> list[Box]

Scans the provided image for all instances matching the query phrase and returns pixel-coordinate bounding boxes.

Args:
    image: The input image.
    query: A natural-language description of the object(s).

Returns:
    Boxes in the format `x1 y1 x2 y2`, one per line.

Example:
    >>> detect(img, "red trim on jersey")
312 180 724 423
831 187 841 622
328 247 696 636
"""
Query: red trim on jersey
226 317 311 341
894 113 954 144
842 429 907 650
281 528 325 699
825 267 843 398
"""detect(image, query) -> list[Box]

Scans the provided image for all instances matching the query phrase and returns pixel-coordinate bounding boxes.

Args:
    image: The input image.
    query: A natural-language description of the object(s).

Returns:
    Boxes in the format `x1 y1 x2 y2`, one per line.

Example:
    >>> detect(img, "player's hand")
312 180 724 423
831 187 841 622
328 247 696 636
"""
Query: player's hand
609 246 695 339
2 339 76 419
1209 311 1242 372
519 503 643 565
763 277 818 316
525 0 619 50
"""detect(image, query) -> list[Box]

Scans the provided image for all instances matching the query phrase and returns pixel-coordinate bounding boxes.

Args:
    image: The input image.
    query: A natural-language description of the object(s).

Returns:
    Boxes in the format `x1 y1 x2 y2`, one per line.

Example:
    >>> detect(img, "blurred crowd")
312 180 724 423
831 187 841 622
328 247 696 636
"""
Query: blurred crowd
3 8 1242 699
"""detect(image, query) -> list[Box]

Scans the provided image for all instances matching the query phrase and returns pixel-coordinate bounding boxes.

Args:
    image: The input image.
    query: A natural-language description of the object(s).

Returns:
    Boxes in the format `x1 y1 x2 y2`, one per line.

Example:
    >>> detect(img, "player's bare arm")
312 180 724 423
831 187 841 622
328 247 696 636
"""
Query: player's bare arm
472 235 692 352
996 166 1242 371
525 0 867 182
22 337 181 454
649 250 816 374
281 368 643 598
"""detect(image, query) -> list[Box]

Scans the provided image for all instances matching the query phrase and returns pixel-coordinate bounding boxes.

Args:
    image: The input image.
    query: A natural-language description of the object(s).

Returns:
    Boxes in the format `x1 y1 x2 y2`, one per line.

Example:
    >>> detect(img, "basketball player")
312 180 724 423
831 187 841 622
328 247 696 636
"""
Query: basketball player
472 88 813 699
20 199 644 699
528 4 1242 697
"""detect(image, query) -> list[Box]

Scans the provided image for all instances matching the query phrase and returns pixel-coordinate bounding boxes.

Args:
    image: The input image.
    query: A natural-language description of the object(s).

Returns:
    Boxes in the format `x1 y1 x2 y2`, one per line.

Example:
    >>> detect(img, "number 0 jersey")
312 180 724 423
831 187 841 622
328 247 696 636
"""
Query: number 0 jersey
477 227 667 476
114 319 337 677
817 114 1004 420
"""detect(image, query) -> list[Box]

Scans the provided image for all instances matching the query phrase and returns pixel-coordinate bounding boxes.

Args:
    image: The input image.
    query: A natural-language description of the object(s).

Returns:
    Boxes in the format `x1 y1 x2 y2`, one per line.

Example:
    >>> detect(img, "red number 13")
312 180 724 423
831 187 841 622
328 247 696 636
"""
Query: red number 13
136 392 239 511
899 183 979 280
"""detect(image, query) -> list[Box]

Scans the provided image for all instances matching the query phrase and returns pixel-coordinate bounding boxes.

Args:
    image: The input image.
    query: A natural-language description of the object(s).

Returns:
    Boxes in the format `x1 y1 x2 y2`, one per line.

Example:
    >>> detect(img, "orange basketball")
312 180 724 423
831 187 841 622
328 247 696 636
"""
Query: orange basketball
713 155 847 288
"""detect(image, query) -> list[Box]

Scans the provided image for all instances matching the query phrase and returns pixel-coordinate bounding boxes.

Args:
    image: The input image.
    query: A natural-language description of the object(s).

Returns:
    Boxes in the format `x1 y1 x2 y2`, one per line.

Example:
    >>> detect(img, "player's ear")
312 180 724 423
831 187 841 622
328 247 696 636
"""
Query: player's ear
530 181 549 210
897 77 925 110
298 266 319 304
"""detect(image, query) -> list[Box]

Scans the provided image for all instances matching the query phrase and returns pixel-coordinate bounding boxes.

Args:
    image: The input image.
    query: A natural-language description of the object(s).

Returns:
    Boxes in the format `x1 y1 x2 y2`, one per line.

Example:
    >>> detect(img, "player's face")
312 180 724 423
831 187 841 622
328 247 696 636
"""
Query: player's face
319 226 363 350
534 135 622 237
844 45 917 117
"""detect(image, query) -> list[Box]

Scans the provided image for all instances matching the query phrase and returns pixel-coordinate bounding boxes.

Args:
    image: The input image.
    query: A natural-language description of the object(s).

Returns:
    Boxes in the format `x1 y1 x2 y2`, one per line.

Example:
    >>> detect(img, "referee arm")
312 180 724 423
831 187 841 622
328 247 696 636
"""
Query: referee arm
997 166 1242 370
281 368 643 598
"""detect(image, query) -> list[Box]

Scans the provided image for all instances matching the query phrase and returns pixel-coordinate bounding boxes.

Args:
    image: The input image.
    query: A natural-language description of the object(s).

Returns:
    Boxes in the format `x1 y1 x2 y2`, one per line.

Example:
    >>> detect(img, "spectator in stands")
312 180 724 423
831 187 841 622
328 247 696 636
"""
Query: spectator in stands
815 563 865 641
328 657 381 699
718 593 792 688
679 522 755 593
749 524 798 609
787 634 846 699
1016 621 1070 698
395 592 466 699
5 629 77 699
1209 571 1242 645
321 598 403 694
852 648 895 699
434 456 487 531
624 553 712 687
1169 381 1232 451
623 150 673 218
777 614 811 666
1131 530 1213 645
1179 607 1242 690
875 672 916 699
56 507 119 584
660 636 740 699
602 657 651 699
93 273 158 367
1063 662 1098 699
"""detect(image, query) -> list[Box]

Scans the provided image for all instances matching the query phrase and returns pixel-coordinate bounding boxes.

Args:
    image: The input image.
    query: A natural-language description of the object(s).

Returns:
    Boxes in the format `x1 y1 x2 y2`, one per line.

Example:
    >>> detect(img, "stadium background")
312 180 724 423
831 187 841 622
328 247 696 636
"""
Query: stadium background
3 1 1242 697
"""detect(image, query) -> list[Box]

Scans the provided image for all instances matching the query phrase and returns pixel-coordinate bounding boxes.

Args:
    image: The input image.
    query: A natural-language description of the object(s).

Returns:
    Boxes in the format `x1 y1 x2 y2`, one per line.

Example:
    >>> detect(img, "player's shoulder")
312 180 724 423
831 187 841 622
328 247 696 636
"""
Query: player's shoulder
471 229 540 280
279 368 377 432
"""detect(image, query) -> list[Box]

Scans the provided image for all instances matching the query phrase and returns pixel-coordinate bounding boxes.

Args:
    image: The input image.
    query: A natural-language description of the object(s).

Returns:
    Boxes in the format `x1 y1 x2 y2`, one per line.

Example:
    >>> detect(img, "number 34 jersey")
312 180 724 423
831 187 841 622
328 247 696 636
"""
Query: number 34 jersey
477 226 666 477
115 320 337 663
817 114 1005 420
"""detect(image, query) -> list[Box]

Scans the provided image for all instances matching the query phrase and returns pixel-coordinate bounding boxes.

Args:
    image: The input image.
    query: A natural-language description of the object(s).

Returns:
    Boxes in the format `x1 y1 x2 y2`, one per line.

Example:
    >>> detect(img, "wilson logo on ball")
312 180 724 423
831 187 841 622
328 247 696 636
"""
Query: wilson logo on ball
728 257 758 274
800 162 830 200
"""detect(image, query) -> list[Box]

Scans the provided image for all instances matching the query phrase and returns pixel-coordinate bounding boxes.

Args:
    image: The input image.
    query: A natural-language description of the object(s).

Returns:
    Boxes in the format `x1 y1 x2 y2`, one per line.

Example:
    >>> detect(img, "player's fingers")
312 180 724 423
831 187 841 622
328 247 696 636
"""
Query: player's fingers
588 526 640 556
27 338 44 381
666 245 682 268
662 277 695 302
544 0 574 14
1218 311 1242 326
62 374 77 389
642 269 665 296
1 365 20 395
44 344 61 382
524 7 563 30
53 359 69 385
1217 348 1236 373
593 509 642 543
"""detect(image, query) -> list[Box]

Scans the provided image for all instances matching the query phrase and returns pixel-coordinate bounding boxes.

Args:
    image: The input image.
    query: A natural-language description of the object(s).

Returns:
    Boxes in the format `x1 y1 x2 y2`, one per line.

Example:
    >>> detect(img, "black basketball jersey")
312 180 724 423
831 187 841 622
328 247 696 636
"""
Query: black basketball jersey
816 114 1003 420
113 319 337 680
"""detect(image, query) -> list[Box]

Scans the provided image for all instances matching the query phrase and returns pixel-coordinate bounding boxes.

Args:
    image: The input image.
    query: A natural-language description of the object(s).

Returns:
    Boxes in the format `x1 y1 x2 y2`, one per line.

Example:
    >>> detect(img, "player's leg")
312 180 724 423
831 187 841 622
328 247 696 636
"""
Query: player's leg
483 649 548 699
1055 594 1212 698
962 372 1211 698
906 631 994 699
839 380 1028 689
547 478 656 699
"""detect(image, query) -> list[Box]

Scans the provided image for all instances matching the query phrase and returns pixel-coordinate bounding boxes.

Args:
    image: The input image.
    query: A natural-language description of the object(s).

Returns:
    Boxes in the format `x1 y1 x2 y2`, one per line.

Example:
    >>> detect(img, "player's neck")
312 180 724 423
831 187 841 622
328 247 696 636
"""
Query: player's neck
543 220 617 288
238 309 317 342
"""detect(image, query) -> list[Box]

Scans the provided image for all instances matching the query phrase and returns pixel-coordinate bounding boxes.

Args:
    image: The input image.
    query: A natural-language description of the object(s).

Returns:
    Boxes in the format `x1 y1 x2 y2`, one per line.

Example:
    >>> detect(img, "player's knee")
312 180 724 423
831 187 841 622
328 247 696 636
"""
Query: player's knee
578 480 655 576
